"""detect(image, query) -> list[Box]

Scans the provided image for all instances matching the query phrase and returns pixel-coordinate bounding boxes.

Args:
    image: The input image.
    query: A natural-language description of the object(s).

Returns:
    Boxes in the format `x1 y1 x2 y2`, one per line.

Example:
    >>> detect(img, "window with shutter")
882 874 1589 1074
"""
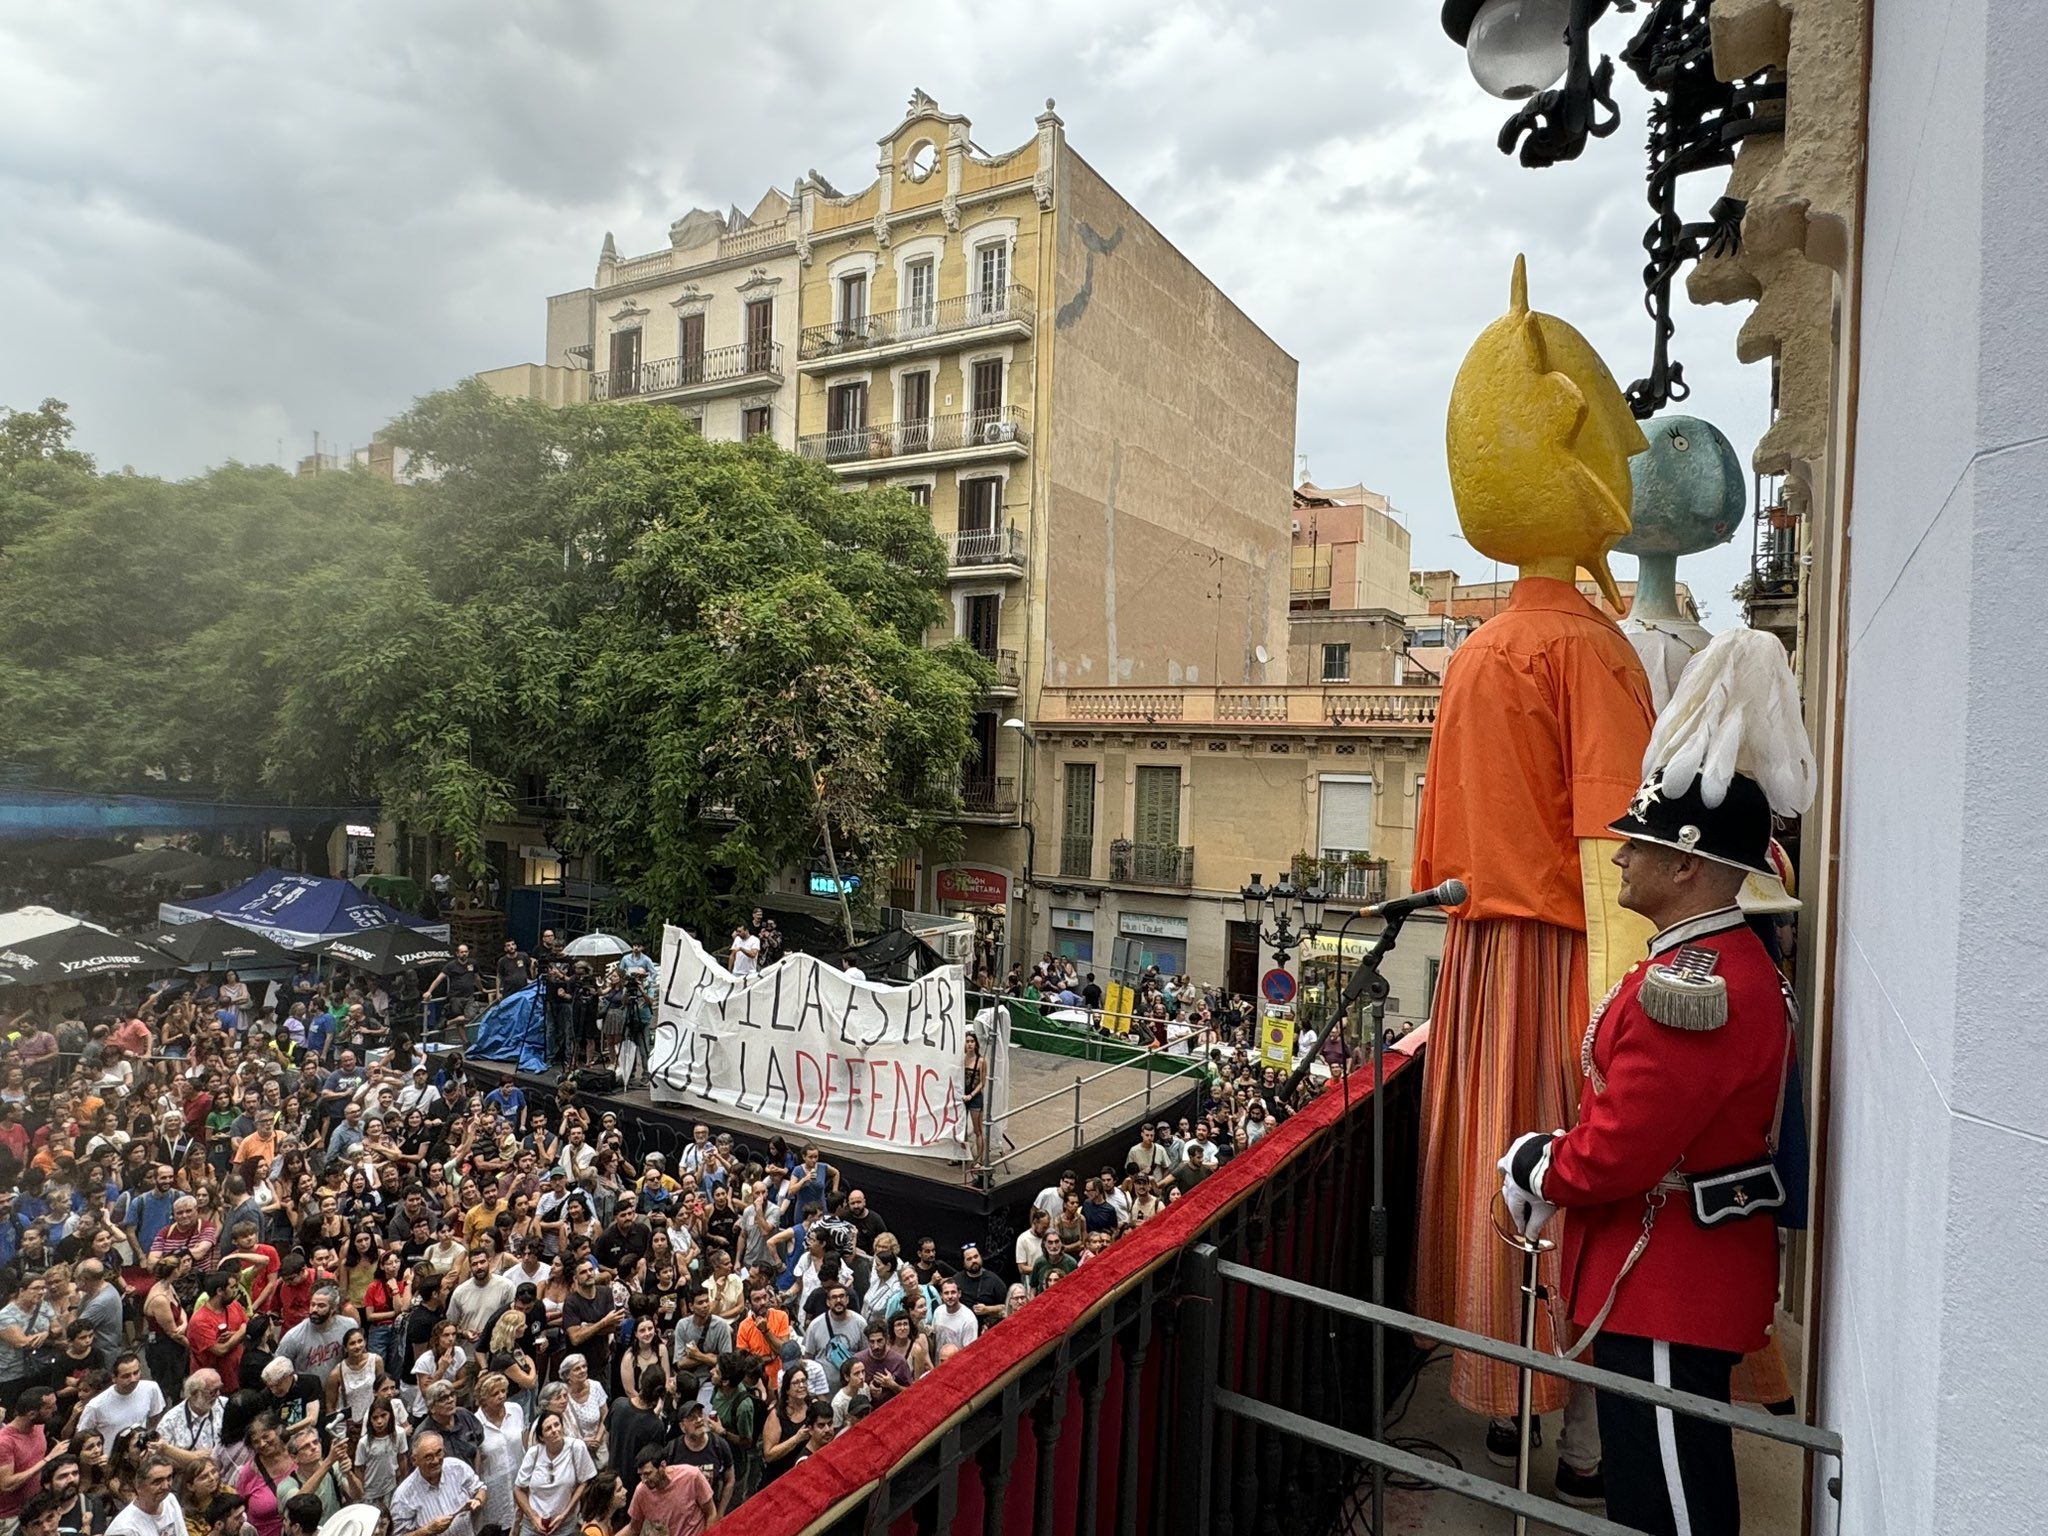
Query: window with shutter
678 313 705 385
1316 776 1375 856
607 329 641 396
1061 763 1095 878
1134 766 1181 848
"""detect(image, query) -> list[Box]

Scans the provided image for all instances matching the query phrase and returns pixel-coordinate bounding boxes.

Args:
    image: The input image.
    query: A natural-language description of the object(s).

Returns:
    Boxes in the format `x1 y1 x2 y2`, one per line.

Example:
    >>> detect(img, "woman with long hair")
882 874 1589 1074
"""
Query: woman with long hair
360 1248 408 1367
142 1254 191 1388
888 1312 934 1382
234 1414 295 1536
962 1030 988 1167
177 1457 228 1536
337 1227 380 1310
760 1367 815 1484
575 1470 625 1536
327 1326 384 1427
614 1313 670 1404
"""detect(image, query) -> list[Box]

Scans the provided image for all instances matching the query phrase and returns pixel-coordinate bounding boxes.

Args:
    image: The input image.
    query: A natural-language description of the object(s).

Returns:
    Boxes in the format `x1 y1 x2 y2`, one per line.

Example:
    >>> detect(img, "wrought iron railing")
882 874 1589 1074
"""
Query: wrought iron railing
948 525 1025 569
1059 834 1094 879
589 342 783 400
798 283 1035 360
922 773 1020 817
1318 856 1388 904
798 408 1029 465
976 647 1020 691
1751 472 1800 599
1111 841 1194 887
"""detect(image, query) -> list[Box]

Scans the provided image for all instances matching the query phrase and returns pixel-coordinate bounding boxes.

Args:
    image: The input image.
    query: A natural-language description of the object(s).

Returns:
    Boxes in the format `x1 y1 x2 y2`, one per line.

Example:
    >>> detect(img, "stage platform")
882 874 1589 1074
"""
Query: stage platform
479 1044 1204 1265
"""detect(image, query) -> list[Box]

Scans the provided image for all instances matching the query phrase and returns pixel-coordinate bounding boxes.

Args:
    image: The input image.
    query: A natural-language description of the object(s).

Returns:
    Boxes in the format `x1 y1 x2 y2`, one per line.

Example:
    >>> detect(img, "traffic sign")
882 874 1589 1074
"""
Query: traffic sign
1260 967 1297 1005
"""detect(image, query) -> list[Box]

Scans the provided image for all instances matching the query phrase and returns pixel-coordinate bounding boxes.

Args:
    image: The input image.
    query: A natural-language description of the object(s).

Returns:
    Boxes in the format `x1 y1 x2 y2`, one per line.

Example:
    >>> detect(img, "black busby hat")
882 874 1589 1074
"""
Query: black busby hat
1608 768 1774 876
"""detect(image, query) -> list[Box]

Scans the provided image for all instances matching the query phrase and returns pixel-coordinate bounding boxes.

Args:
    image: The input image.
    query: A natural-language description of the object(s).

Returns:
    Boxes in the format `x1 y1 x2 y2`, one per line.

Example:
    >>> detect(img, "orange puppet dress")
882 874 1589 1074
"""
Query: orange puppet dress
1410 577 1654 1416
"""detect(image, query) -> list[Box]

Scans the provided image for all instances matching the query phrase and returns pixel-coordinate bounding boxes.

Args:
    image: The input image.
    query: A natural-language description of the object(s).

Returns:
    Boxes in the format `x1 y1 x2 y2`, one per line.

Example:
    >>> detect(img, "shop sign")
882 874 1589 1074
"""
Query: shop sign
1051 908 1095 931
936 867 1009 905
1118 911 1189 939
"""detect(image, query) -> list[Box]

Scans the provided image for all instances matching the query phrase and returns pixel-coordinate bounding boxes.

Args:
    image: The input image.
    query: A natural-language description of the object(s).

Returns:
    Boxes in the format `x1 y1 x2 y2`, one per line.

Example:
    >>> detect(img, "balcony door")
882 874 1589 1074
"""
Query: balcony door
1133 765 1183 883
678 312 705 386
962 592 1000 658
975 241 1008 315
838 272 868 339
607 327 641 396
970 358 1004 436
1061 761 1096 878
899 369 933 453
745 298 774 373
957 476 1001 563
826 381 868 461
904 258 936 334
966 711 999 803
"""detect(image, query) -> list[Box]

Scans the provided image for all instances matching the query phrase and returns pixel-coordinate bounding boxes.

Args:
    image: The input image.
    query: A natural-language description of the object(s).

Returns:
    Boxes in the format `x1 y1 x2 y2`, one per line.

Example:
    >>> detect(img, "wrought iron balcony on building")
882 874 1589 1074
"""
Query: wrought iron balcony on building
976 646 1020 696
589 342 783 402
1111 840 1195 888
947 524 1026 577
798 408 1029 470
797 283 1035 364
920 772 1019 821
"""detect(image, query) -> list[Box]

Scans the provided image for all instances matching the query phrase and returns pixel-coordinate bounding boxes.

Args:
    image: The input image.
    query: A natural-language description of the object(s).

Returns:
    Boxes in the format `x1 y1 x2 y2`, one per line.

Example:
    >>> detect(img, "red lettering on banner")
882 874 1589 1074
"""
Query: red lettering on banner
864 1062 890 1142
795 1050 822 1126
936 1080 963 1142
817 1052 837 1128
894 1061 919 1144
913 1067 939 1144
841 1058 864 1133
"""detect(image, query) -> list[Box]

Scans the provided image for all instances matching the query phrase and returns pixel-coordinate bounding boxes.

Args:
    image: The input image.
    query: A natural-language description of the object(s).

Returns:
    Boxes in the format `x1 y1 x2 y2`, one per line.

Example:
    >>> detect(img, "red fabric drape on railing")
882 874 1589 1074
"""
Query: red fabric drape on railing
719 1054 1419 1536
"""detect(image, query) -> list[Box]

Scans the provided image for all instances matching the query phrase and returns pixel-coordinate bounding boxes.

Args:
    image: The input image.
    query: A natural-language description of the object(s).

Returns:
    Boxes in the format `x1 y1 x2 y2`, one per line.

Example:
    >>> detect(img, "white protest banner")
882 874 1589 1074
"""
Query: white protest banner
649 924 969 1159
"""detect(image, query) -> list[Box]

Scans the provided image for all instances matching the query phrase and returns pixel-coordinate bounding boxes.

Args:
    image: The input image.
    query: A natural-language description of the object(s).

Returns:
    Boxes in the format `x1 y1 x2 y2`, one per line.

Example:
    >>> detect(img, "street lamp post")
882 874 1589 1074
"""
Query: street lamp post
1237 871 1328 970
1001 717 1036 977
1441 0 1784 418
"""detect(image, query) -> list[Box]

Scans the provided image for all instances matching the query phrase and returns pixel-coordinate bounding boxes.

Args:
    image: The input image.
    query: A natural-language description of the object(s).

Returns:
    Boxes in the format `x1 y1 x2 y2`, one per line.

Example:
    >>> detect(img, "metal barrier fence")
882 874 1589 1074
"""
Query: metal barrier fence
1183 1245 1845 1536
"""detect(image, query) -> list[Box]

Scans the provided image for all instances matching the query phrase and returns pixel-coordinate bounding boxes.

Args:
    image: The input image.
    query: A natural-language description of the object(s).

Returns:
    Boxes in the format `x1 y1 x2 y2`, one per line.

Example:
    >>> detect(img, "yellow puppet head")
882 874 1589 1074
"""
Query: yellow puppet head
1444 255 1648 610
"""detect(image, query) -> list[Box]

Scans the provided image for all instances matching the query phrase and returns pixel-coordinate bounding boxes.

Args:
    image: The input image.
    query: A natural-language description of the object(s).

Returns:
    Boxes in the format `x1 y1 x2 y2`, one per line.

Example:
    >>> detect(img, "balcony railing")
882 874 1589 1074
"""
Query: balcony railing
948 525 1025 570
589 342 783 401
798 283 1035 361
1111 841 1195 887
1317 856 1388 905
920 773 1019 818
1035 684 1442 731
709 1055 1428 1536
1059 833 1094 879
975 646 1020 692
798 408 1029 466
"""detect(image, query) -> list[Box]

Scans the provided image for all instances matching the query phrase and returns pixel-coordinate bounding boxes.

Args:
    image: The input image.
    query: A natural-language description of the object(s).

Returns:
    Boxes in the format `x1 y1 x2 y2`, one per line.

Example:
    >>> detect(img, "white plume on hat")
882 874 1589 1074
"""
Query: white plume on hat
1644 628 1815 815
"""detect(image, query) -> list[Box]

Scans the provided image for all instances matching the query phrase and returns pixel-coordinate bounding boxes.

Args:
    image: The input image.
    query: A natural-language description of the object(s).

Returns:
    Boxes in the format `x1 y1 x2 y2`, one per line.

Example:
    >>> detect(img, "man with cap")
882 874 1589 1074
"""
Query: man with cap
668 1401 734 1517
1499 765 1800 1532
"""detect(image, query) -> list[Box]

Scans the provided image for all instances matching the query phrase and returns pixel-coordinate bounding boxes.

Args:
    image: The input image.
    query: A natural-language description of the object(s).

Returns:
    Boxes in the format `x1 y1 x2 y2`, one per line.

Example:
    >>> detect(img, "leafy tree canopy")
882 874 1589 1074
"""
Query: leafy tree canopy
0 388 988 927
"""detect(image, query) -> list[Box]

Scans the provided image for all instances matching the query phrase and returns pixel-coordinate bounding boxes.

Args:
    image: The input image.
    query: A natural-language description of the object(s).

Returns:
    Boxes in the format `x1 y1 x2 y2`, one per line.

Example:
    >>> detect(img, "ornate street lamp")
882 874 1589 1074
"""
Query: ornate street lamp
1239 871 1327 969
1441 0 1784 418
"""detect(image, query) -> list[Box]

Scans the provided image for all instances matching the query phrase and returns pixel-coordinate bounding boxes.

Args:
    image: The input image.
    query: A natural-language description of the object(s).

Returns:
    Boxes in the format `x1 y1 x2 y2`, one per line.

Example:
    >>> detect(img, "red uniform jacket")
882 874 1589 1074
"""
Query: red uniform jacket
1544 908 1786 1354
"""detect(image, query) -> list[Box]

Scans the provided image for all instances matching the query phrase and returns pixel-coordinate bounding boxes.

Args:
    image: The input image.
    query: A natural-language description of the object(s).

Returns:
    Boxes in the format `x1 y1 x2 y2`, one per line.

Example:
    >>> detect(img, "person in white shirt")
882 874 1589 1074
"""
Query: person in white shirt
728 925 761 976
1032 1173 1077 1223
444 1251 512 1349
106 1453 183 1536
397 1070 442 1117
1013 1207 1050 1284
930 1279 980 1360
512 1410 596 1536
153 1371 224 1472
78 1353 165 1440
557 1125 597 1185
391 1432 487 1536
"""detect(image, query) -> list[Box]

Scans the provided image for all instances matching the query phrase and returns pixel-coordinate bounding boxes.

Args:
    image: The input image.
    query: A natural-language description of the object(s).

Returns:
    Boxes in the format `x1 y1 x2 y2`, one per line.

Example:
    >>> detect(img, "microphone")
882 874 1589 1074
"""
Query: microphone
1361 877 1468 921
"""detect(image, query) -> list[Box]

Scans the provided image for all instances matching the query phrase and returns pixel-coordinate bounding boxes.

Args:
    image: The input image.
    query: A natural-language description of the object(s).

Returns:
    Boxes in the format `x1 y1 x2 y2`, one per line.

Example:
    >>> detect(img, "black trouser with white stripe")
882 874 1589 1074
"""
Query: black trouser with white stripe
1592 1332 1743 1535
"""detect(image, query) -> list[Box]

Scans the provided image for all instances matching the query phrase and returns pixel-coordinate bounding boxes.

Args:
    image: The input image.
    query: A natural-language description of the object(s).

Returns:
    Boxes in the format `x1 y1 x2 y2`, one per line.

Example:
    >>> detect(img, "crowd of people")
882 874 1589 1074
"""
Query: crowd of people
0 933 1314 1536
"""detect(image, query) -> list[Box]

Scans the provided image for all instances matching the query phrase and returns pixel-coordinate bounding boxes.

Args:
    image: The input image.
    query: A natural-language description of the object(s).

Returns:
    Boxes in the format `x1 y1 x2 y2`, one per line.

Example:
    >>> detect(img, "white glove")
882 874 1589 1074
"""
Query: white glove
1498 1133 1558 1239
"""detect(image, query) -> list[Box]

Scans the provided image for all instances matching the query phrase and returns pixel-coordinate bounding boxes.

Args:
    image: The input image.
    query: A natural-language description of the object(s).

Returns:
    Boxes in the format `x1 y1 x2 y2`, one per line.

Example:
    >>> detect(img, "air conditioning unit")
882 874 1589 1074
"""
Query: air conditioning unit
982 419 1017 445
1290 518 1301 533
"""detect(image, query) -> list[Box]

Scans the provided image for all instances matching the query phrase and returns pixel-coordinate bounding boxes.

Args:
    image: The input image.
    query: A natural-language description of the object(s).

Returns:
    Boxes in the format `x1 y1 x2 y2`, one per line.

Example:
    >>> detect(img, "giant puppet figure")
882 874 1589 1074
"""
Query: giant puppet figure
1617 413 1747 707
1412 256 1657 1431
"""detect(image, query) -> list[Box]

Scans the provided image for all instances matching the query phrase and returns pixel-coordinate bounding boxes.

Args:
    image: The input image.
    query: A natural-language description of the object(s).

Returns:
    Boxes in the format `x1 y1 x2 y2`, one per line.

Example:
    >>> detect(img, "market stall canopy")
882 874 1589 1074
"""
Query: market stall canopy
96 846 214 882
159 869 450 949
0 906 178 984
139 916 299 971
313 924 453 976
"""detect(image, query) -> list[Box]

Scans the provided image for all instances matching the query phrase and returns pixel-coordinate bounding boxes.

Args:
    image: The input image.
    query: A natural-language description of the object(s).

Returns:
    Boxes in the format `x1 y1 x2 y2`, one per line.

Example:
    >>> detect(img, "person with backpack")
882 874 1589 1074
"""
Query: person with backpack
799 1285 862 1393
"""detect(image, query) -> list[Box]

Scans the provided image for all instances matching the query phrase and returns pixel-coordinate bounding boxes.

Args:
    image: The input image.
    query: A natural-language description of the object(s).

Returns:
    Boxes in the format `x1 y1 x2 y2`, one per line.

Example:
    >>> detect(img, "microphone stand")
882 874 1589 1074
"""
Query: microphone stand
1276 907 1408 1536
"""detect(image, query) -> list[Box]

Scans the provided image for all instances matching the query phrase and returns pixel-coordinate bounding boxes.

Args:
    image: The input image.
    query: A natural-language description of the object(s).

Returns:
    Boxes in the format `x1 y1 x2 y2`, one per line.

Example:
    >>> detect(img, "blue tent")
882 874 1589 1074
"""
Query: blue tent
467 983 548 1072
157 869 450 950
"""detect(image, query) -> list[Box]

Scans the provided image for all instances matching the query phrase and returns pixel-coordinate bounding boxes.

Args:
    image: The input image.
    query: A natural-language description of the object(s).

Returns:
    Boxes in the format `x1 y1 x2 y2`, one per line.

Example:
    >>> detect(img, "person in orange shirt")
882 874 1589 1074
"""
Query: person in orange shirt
233 1111 279 1184
734 1282 796 1394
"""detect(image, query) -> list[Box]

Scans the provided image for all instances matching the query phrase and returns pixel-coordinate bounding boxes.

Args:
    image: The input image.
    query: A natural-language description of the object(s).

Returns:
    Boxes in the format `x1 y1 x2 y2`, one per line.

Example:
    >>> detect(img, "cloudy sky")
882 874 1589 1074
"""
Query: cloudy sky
0 0 1766 623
